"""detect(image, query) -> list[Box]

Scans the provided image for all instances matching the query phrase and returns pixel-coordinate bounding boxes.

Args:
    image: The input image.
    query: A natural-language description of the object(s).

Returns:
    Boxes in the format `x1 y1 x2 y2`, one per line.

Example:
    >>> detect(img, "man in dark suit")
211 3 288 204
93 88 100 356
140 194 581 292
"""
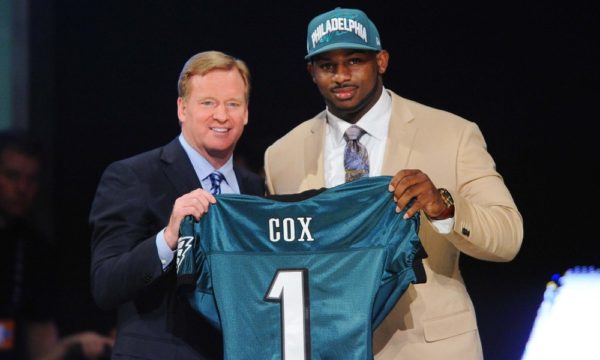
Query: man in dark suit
89 50 265 359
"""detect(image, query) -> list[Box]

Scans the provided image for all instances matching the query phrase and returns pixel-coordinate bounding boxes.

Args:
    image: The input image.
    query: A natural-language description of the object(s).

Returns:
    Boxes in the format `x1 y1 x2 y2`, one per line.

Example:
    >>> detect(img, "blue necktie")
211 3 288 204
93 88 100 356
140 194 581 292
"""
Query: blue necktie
344 125 369 182
208 171 225 195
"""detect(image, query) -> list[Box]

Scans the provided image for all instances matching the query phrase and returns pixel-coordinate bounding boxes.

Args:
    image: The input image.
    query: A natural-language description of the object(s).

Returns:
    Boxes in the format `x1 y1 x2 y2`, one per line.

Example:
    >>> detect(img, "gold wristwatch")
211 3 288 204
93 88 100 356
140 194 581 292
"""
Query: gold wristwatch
430 188 454 220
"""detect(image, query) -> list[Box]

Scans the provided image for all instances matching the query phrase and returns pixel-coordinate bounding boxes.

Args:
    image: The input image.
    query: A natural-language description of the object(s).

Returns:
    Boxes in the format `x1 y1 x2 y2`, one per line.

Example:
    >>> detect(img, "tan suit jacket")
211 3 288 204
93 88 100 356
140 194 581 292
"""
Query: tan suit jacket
264 91 523 359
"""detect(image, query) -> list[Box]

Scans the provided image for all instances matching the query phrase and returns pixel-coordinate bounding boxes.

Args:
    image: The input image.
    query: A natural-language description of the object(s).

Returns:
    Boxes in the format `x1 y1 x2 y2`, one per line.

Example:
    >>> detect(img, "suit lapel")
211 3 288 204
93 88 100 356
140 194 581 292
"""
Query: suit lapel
382 92 418 175
160 138 202 195
234 164 256 195
298 99 415 187
302 114 326 190
234 165 247 194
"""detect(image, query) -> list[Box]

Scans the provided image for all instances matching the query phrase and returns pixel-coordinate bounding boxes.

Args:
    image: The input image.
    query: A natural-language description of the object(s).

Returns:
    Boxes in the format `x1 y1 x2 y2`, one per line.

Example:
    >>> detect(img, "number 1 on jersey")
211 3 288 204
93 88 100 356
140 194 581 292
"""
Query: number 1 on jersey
265 269 311 360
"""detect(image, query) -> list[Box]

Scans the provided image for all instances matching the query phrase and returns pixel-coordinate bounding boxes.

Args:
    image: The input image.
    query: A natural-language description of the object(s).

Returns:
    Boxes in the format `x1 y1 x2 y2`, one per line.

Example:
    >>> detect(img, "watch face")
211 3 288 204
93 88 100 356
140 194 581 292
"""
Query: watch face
439 188 454 206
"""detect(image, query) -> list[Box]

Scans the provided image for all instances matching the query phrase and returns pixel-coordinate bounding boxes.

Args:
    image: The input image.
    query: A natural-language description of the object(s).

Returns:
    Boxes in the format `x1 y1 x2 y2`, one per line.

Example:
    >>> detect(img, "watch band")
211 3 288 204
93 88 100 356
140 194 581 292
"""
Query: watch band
429 188 455 220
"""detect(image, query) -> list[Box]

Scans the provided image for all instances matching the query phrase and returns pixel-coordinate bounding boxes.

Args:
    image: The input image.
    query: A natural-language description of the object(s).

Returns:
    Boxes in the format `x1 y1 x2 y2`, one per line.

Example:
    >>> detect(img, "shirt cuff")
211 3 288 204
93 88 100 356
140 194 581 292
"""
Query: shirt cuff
156 229 175 270
430 216 455 234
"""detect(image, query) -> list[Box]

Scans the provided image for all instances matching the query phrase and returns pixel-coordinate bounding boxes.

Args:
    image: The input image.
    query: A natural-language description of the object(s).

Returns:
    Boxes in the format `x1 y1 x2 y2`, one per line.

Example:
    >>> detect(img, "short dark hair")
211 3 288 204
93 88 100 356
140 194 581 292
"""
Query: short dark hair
0 130 43 160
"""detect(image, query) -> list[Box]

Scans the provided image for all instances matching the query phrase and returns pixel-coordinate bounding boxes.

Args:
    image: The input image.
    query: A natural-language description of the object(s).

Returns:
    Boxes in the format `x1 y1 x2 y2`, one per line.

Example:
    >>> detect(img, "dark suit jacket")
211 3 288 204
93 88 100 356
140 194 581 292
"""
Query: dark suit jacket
89 138 265 359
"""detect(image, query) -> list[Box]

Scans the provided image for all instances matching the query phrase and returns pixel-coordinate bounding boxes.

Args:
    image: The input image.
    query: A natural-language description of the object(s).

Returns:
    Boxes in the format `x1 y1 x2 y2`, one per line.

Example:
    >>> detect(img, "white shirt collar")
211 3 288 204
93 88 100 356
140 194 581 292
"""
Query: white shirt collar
326 88 392 144
178 133 235 185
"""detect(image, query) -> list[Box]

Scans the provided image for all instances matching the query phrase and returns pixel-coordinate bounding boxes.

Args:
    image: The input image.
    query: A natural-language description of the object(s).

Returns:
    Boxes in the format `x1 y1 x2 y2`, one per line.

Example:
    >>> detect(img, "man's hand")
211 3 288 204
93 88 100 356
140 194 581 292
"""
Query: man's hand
388 169 449 220
28 322 114 360
164 189 216 249
68 331 114 359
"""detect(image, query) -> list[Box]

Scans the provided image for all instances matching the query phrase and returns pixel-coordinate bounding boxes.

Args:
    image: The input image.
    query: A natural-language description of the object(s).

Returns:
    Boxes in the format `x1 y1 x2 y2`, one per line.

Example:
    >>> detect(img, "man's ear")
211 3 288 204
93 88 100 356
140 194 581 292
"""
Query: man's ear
307 62 316 83
376 50 390 75
177 97 186 123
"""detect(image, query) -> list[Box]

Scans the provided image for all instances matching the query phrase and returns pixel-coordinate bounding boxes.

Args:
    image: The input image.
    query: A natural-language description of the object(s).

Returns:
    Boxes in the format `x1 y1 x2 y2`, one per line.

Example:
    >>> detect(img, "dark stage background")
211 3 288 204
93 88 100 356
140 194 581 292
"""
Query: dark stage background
24 1 599 359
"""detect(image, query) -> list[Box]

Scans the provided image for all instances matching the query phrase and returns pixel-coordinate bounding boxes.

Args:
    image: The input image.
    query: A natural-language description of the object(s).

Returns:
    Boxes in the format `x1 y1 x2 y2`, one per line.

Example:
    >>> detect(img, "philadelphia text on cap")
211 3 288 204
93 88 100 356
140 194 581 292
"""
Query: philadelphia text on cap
311 17 368 48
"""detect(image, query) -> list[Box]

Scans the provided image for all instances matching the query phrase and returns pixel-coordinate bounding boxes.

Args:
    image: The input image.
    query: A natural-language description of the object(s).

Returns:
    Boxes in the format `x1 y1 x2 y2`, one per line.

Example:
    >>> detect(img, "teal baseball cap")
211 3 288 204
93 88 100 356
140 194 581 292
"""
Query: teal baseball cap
305 8 382 60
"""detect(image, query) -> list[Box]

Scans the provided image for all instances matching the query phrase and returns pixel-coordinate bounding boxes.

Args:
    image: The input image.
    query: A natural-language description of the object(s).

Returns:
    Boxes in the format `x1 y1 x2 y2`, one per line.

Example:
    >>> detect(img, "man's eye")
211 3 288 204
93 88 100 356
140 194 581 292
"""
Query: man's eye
319 64 334 72
348 58 362 65
226 102 241 109
0 170 20 182
200 100 216 108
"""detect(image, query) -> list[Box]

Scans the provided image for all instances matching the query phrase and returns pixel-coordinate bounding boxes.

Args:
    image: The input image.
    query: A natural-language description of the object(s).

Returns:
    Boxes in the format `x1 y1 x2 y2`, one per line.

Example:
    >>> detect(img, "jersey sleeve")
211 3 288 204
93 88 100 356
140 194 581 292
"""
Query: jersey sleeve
176 215 222 330
372 212 427 329
176 215 199 288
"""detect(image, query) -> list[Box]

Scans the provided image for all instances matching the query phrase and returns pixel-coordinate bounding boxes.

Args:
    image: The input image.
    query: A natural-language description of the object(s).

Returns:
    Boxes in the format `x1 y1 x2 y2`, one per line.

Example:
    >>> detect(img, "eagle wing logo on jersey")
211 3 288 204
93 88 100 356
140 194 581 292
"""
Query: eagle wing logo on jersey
176 236 194 272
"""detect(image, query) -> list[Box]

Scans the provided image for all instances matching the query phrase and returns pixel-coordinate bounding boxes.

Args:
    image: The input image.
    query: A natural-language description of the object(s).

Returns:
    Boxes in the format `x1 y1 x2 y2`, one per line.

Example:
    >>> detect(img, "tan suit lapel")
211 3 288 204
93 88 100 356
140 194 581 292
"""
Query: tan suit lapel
381 91 418 175
298 94 416 189
301 113 327 191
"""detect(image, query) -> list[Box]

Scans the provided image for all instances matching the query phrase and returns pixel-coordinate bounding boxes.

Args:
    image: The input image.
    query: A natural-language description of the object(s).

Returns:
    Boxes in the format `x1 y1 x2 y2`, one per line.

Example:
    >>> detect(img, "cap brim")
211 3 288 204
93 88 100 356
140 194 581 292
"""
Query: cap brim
305 43 381 60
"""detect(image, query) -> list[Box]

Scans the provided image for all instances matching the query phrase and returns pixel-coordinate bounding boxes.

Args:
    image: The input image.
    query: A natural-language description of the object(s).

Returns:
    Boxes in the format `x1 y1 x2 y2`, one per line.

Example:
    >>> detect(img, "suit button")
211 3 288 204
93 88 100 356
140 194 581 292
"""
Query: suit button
143 274 152 283
461 228 470 237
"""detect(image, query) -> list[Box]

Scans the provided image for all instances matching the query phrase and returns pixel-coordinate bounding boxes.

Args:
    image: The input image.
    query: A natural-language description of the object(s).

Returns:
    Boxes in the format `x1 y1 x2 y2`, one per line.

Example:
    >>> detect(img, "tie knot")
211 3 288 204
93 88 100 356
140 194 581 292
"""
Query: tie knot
208 171 225 195
344 125 366 142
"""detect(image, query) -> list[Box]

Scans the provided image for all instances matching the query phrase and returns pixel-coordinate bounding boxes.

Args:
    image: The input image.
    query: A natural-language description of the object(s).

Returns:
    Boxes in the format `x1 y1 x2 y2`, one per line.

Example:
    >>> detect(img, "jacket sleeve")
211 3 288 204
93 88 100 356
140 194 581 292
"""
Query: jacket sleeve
444 122 524 262
89 161 166 310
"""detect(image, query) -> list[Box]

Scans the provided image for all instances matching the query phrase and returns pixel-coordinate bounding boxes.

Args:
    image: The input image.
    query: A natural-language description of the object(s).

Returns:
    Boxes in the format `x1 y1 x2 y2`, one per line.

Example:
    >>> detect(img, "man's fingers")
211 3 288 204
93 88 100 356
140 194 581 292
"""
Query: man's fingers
188 188 217 204
165 189 217 248
389 169 421 191
174 190 216 217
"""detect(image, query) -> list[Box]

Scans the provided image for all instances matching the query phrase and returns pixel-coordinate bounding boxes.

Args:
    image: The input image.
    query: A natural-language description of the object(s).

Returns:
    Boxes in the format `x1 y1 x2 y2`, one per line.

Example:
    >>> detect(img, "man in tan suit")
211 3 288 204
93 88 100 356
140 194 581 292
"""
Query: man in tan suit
264 7 523 359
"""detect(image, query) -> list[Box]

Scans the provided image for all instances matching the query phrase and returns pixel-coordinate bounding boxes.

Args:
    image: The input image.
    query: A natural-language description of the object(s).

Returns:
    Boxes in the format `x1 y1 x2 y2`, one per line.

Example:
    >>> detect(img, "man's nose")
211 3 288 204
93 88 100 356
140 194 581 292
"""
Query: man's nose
332 64 351 83
212 103 228 121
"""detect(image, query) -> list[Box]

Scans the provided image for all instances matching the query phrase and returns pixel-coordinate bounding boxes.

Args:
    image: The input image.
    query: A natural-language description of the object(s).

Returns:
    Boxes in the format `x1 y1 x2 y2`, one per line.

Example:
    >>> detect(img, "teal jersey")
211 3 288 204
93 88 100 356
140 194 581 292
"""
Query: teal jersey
177 176 425 360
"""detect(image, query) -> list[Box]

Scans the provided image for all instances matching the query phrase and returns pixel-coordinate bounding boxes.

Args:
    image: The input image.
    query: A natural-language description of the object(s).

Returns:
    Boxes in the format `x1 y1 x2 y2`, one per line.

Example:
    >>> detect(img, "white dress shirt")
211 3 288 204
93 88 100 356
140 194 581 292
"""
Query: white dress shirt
324 88 392 187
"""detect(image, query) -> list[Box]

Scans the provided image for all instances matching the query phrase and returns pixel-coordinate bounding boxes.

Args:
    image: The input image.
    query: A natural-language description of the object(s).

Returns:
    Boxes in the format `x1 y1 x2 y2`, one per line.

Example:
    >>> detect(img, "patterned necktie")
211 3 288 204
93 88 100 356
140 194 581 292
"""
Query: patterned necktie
208 171 225 195
343 125 369 182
